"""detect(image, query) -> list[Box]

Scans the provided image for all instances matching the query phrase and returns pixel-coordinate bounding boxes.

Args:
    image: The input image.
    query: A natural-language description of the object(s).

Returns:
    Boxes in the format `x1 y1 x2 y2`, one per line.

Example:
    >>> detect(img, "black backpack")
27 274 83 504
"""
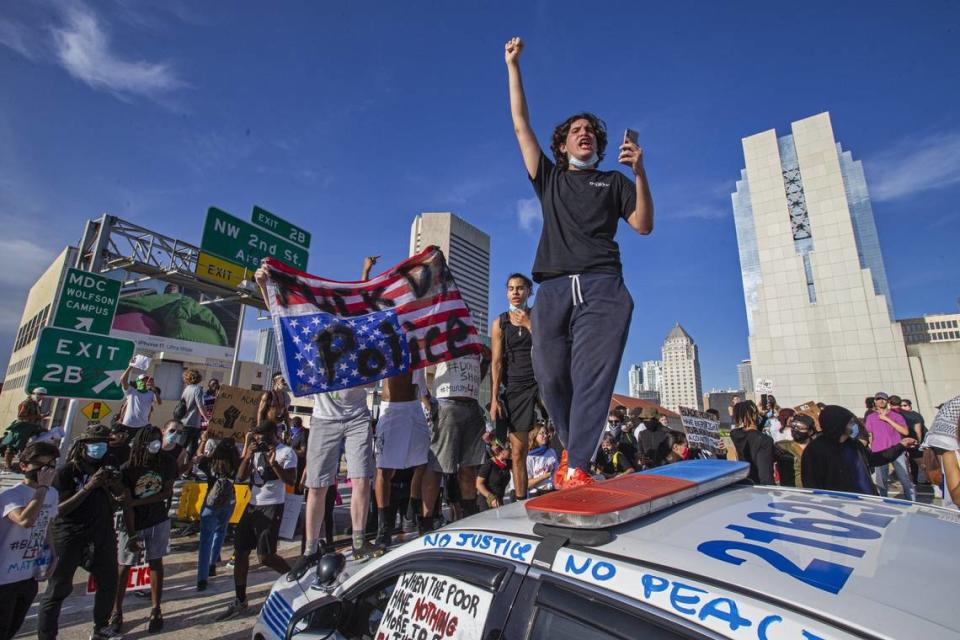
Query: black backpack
172 398 188 421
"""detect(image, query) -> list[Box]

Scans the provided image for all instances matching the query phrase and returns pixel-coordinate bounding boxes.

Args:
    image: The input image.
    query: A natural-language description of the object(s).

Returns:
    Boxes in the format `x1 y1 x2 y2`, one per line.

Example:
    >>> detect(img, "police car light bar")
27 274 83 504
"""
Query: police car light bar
525 460 750 529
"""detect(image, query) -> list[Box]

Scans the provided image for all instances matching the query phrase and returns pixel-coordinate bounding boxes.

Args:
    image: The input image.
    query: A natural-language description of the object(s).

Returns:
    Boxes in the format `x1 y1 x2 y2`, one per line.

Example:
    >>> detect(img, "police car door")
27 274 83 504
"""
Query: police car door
289 550 526 640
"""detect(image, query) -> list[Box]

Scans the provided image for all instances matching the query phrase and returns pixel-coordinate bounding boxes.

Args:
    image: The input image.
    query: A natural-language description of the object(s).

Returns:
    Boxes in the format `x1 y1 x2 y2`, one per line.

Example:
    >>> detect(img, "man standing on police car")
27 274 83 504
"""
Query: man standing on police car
505 36 654 489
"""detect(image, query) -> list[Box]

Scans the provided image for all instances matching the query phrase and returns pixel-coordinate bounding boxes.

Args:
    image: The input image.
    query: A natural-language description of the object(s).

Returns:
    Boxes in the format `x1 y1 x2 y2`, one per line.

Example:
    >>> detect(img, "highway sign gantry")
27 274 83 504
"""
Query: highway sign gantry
52 268 121 334
26 327 135 401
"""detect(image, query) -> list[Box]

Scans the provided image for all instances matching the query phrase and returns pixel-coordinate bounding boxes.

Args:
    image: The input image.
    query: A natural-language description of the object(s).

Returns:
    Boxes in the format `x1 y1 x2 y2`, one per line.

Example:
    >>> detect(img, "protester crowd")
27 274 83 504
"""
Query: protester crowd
0 35 958 640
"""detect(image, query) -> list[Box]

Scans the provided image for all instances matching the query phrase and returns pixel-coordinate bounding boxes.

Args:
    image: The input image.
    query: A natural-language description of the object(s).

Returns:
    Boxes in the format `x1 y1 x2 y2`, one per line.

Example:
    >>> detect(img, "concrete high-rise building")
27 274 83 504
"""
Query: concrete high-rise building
628 364 643 398
737 359 754 394
256 327 282 377
660 324 703 412
641 360 662 393
899 313 960 345
410 212 490 335
732 112 914 410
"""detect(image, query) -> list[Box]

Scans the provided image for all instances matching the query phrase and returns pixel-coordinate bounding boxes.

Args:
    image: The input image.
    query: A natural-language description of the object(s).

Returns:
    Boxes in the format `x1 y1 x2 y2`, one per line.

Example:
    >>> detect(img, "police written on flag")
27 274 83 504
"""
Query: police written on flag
260 246 484 396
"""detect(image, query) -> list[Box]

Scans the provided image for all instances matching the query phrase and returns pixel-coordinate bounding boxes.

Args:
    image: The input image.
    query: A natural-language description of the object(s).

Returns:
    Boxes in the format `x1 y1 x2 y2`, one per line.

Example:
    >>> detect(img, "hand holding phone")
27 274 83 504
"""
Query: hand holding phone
624 129 639 145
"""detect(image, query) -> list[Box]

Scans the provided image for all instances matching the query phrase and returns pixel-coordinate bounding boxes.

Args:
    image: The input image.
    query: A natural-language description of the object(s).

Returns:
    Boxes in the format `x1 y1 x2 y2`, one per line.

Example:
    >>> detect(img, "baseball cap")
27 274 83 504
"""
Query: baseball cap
874 392 889 400
137 374 148 381
31 387 47 395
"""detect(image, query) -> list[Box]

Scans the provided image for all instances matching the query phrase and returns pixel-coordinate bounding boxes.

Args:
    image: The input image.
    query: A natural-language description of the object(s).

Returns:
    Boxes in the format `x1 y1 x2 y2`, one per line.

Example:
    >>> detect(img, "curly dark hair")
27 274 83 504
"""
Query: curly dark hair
550 112 608 171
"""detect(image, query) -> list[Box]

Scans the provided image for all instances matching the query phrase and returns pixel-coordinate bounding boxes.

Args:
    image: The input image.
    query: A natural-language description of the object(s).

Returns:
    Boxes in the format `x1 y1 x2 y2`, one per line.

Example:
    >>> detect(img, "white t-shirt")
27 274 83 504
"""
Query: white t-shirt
250 443 297 506
0 484 59 584
527 449 559 490
434 356 481 401
312 386 370 421
769 417 792 442
122 387 155 428
32 427 65 444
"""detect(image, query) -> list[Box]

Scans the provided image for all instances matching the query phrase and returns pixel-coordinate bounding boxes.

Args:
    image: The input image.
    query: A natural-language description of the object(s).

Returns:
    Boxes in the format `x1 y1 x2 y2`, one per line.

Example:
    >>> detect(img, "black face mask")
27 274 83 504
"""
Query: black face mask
792 429 811 444
25 464 54 483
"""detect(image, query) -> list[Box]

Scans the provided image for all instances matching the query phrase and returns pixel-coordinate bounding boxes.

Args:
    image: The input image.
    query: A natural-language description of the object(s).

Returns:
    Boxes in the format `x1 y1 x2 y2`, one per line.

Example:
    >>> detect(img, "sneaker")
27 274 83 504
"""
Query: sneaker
375 530 392 548
352 541 386 562
289 547 325 581
215 598 248 621
562 468 596 490
90 626 123 640
553 450 569 490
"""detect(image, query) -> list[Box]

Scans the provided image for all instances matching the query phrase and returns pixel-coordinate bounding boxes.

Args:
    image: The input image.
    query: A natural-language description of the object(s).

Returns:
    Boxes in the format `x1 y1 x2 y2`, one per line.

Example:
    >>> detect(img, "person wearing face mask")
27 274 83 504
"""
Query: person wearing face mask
505 37 654 491
111 427 177 633
594 433 635 478
664 431 694 464
217 421 296 621
0 442 59 640
774 414 816 488
476 441 512 510
119 366 156 437
37 425 127 640
161 420 192 475
802 405 917 495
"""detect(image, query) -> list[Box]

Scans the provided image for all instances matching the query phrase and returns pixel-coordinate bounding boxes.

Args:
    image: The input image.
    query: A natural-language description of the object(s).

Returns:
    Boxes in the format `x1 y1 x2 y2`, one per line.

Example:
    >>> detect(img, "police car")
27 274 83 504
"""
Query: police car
253 460 960 640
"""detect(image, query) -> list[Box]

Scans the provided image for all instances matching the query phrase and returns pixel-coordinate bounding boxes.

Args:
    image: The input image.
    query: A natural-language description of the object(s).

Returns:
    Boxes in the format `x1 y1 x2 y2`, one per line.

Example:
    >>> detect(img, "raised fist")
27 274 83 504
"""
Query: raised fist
504 37 524 64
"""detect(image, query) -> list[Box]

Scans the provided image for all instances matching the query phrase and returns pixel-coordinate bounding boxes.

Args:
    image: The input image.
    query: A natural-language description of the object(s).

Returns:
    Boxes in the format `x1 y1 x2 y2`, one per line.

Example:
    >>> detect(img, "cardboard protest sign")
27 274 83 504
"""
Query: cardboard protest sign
88 563 151 593
679 406 722 455
794 401 821 422
207 385 262 438
375 571 493 640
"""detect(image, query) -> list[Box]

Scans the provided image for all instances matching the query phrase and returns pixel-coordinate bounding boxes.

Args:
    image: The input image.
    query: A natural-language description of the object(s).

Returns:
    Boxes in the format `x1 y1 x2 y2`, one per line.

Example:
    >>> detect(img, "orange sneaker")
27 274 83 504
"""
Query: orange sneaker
553 450 569 489
562 468 596 490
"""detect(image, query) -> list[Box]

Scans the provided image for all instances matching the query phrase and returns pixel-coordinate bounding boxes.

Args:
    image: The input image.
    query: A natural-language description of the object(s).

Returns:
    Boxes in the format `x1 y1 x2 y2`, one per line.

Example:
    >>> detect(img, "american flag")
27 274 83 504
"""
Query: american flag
262 246 483 396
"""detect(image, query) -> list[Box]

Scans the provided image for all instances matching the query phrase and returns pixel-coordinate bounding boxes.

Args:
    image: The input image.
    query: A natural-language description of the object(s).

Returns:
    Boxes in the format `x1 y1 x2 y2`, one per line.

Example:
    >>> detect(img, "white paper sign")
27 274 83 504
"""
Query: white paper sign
679 406 722 455
754 378 774 394
433 356 480 400
130 354 153 371
279 492 304 540
375 571 493 640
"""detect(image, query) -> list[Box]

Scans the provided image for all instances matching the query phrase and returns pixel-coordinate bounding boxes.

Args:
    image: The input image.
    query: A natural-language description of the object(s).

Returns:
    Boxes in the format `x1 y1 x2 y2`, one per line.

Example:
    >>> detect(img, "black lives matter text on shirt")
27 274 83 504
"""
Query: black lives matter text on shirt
529 152 636 282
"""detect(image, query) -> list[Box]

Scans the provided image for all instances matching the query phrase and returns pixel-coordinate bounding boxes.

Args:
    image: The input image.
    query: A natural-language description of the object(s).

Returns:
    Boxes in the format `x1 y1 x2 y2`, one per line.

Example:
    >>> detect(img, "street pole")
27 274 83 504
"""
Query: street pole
228 309 246 386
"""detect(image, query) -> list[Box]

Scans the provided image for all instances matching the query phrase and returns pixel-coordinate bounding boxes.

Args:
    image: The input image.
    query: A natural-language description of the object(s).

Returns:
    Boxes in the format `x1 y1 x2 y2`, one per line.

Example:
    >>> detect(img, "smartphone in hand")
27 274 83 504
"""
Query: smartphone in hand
624 128 639 145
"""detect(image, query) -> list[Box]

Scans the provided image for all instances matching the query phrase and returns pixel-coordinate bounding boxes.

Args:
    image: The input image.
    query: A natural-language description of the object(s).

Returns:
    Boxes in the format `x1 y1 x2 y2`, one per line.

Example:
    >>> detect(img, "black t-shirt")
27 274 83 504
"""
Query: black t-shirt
108 443 131 467
52 461 116 533
499 313 536 389
478 459 512 500
529 152 636 282
121 452 178 531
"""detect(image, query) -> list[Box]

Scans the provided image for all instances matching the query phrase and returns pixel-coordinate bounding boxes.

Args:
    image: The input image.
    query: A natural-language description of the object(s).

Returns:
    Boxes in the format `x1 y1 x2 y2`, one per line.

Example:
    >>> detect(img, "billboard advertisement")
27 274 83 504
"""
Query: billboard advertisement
109 272 241 362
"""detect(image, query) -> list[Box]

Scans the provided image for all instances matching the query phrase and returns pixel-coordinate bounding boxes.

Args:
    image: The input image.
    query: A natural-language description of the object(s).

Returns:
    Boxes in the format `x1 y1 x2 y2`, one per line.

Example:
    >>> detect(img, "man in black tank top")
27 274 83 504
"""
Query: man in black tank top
490 274 539 499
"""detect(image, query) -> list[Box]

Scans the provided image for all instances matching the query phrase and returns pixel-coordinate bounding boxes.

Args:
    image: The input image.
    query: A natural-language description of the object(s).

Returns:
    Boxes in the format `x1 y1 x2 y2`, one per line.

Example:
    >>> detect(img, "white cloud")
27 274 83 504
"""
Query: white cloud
517 197 541 232
867 131 960 202
0 19 41 60
52 6 183 100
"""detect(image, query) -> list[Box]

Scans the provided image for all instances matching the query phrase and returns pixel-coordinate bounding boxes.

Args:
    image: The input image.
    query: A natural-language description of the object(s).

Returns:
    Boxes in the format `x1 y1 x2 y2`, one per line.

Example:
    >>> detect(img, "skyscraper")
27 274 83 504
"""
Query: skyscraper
256 327 281 377
410 212 490 335
737 359 753 394
641 360 662 393
732 112 914 409
660 324 703 412
628 364 642 398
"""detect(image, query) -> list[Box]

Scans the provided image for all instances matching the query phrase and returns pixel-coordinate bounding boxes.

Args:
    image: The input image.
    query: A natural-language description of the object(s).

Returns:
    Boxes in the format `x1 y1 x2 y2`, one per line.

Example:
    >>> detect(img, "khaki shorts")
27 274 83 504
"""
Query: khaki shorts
305 412 374 488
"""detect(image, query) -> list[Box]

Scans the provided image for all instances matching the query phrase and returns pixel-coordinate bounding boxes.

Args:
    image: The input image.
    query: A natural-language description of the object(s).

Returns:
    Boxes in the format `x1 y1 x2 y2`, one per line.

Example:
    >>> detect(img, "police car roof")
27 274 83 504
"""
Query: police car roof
452 483 960 637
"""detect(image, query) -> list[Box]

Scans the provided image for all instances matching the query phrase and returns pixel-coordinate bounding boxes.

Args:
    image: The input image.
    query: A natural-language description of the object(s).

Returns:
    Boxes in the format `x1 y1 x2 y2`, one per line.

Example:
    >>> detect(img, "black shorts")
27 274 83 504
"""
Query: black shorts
499 384 540 435
234 504 284 556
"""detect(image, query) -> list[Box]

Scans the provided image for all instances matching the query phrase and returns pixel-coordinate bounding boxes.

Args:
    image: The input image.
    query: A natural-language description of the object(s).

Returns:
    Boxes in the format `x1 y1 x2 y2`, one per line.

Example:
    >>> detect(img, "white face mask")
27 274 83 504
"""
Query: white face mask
567 152 598 169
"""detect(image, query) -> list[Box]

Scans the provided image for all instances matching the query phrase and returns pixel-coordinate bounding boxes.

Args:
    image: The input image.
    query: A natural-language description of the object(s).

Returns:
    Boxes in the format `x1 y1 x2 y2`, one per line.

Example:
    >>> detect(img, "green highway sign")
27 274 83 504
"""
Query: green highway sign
252 205 311 249
27 327 135 400
200 207 309 272
52 268 121 334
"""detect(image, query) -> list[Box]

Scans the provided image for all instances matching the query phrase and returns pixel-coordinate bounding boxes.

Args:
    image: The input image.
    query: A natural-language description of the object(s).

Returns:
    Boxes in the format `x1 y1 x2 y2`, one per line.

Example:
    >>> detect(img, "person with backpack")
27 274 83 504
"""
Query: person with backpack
111 425 178 633
176 369 208 457
194 432 239 591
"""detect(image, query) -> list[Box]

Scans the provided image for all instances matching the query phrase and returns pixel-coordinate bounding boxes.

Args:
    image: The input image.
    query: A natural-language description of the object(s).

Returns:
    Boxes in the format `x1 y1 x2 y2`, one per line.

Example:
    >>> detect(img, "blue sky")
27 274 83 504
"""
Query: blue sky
1 1 958 394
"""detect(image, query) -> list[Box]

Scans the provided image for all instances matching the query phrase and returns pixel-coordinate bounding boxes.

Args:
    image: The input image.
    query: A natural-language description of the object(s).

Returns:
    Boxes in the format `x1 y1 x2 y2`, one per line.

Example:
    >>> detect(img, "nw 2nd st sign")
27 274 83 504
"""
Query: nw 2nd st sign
201 207 308 271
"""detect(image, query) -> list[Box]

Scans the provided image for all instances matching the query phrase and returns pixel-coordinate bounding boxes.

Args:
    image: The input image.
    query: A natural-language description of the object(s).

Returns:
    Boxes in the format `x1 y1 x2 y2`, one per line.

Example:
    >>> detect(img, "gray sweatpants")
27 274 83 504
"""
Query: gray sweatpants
531 273 633 471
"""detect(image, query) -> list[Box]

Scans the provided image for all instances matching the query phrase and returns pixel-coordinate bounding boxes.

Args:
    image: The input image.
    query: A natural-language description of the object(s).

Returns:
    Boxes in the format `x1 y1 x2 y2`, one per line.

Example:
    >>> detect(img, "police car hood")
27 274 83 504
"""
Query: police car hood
453 485 960 637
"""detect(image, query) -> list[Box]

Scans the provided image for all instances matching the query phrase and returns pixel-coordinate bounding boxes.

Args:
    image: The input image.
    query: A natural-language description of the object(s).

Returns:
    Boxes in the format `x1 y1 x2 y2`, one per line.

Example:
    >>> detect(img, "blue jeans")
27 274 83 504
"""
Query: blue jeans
874 453 915 501
197 503 233 582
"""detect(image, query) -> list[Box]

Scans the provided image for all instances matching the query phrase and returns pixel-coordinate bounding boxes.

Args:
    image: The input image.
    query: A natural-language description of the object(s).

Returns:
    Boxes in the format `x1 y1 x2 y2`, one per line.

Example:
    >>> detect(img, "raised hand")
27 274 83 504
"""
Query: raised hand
504 37 523 65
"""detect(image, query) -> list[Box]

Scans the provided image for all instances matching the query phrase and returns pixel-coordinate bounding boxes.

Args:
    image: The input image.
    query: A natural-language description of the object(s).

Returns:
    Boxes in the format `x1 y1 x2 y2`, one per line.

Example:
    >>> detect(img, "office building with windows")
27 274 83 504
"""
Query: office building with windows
737 359 754 395
256 327 282 377
628 364 643 398
410 212 490 335
900 313 960 345
641 360 662 393
661 324 703 412
732 112 914 413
